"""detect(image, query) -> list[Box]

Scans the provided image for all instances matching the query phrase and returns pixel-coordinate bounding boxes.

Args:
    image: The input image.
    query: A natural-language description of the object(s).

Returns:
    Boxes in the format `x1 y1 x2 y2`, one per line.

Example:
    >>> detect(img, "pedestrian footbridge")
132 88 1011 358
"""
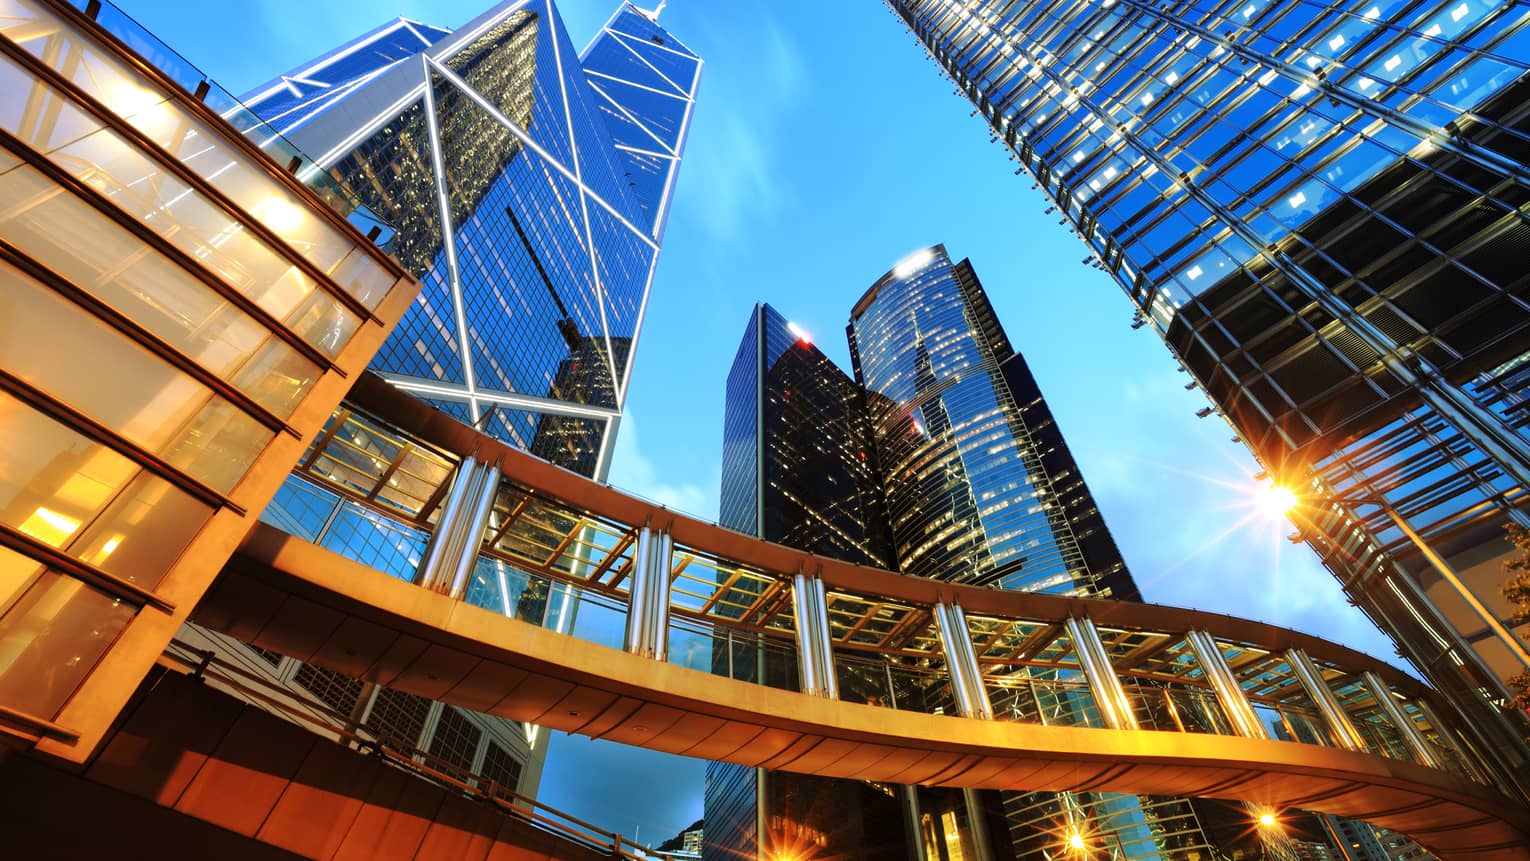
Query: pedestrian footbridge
193 377 1530 860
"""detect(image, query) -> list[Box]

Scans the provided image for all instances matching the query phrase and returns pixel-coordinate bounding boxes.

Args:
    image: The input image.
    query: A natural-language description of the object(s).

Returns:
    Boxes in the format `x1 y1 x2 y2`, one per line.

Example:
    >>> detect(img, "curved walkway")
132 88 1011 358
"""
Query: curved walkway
192 379 1530 859
198 525 1529 859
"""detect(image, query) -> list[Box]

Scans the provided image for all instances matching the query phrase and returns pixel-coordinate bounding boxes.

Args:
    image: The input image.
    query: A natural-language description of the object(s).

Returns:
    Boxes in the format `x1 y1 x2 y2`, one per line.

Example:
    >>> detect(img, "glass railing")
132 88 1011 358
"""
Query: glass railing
64 0 396 249
833 649 955 715
670 615 801 692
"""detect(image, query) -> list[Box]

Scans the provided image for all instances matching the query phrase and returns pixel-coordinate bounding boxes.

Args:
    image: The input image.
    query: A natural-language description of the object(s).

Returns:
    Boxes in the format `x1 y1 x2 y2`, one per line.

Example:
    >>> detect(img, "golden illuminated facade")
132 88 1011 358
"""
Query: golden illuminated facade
0 0 416 759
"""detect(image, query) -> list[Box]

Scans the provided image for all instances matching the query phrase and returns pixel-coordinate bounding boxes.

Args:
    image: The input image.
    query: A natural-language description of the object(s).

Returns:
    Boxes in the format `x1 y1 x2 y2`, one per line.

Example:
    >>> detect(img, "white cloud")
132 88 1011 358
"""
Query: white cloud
606 414 718 521
670 13 806 242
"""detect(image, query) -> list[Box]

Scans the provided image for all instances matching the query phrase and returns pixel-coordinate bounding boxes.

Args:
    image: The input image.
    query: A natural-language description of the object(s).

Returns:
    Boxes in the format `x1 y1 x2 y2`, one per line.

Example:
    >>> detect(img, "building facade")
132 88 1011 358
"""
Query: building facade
708 303 909 861
850 247 1248 861
0 0 418 759
706 255 1294 860
245 0 700 477
195 0 697 803
882 0 1530 790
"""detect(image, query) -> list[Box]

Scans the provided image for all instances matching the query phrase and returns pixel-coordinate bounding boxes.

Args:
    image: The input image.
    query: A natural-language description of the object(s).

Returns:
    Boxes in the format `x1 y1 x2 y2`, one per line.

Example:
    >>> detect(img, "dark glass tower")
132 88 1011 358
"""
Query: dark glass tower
884 0 1530 787
244 0 700 477
706 256 1265 860
707 303 907 861
850 246 1236 861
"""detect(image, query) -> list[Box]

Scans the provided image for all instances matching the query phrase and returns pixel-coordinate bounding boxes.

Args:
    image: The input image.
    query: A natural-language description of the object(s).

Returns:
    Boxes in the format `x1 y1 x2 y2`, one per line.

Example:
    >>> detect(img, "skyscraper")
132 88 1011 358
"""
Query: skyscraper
245 0 700 476
179 0 699 807
708 254 1274 860
850 246 1243 861
709 303 909 860
883 0 1530 788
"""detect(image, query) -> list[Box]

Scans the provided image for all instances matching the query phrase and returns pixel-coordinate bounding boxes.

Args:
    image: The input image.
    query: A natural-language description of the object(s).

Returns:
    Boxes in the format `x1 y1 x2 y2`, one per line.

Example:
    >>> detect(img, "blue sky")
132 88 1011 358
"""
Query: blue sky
120 0 1407 847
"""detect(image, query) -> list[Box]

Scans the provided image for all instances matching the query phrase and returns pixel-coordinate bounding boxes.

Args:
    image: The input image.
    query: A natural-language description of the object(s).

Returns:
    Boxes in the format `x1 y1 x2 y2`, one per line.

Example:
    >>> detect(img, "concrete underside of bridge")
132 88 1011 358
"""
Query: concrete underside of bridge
191 522 1530 861
0 668 610 861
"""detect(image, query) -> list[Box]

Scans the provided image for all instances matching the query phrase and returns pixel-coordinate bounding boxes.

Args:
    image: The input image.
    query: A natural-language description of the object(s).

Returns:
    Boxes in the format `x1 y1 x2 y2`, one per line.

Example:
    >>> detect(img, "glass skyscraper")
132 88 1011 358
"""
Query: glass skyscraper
180 0 700 809
884 0 1530 789
850 246 1240 861
709 303 909 860
244 0 700 477
708 255 1275 860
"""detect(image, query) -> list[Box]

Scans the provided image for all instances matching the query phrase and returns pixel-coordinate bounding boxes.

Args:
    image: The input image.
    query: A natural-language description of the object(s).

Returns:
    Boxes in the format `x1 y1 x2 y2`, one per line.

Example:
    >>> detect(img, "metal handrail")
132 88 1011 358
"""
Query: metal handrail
160 641 665 860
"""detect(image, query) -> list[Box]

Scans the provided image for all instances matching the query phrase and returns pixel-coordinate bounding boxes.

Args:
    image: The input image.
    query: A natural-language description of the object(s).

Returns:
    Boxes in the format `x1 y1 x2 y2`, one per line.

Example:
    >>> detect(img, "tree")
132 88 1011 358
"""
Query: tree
1502 525 1530 711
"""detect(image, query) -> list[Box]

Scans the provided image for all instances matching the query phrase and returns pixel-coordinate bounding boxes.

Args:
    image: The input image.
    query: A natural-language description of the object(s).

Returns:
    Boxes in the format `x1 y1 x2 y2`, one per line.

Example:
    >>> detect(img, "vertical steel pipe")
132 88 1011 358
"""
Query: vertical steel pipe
934 602 993 720
792 571 837 698
1286 648 1366 752
624 527 656 657
1361 671 1443 769
1064 616 1138 731
414 455 478 588
1185 629 1267 739
446 464 500 600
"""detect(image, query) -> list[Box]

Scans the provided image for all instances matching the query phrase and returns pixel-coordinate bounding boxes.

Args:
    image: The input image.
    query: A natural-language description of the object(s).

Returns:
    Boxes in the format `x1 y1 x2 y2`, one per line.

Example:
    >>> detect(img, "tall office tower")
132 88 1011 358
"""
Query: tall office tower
180 0 698 806
244 0 700 476
707 303 910 860
850 245 1242 861
883 0 1530 786
848 246 1136 600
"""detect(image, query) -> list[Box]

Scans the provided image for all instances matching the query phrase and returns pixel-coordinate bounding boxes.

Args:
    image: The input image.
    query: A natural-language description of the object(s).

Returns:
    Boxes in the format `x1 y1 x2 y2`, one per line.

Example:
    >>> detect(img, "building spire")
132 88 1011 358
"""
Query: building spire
637 0 665 22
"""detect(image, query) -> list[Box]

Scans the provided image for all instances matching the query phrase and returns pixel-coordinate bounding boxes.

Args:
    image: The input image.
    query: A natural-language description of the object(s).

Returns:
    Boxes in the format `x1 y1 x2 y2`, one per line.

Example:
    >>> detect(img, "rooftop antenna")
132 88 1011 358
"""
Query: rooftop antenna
638 0 666 21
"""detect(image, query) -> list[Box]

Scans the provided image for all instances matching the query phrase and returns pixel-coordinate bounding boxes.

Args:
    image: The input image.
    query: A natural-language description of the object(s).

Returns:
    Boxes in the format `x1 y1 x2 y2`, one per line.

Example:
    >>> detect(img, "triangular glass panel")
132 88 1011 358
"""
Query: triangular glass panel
580 34 681 97
416 396 475 426
529 412 610 475
373 268 467 384
588 74 689 148
611 146 674 236
609 30 699 95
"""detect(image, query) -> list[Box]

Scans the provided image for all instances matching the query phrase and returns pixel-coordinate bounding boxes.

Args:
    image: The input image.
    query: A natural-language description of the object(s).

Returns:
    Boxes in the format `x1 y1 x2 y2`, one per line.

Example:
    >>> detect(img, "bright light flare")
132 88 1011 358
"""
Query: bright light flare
1257 811 1278 828
1260 484 1298 517
892 248 936 278
256 196 305 234
1066 831 1086 851
786 321 811 344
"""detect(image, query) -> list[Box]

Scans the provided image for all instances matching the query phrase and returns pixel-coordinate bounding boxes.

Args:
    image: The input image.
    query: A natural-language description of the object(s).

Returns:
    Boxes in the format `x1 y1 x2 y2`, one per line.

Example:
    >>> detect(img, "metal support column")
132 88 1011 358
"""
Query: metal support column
417 457 500 597
1185 629 1266 739
445 463 500 600
1064 616 1138 731
1374 501 1530 670
792 570 838 698
1286 648 1367 752
1360 672 1443 769
961 788 995 861
933 602 993 721
414 455 477 588
623 527 673 661
1413 699 1493 785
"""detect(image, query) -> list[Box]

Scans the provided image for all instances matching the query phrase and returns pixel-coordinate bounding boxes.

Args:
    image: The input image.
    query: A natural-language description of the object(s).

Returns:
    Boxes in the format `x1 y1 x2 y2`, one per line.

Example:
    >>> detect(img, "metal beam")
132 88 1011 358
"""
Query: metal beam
1065 616 1139 731
1287 648 1367 752
1185 629 1267 740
